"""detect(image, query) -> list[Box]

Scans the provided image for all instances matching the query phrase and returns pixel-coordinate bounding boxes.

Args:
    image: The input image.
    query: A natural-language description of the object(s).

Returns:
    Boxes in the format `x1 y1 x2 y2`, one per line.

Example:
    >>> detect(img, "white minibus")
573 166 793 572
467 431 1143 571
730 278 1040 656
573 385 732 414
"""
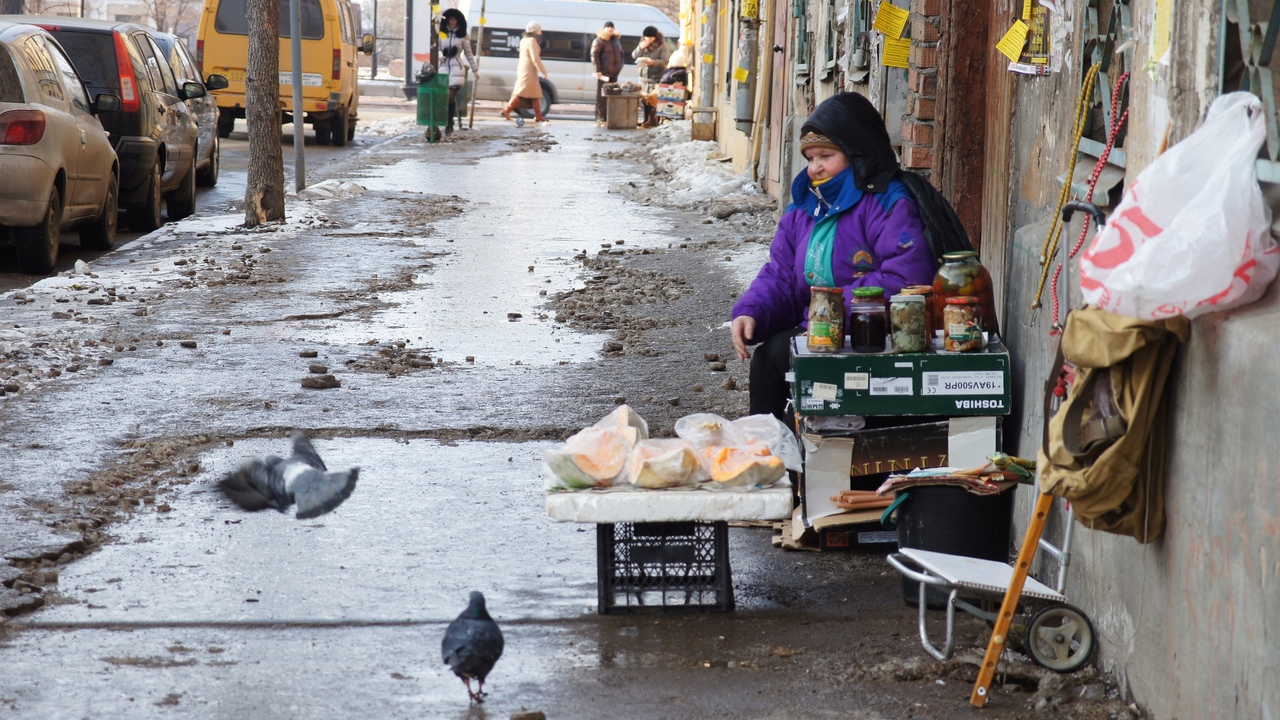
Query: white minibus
412 0 679 115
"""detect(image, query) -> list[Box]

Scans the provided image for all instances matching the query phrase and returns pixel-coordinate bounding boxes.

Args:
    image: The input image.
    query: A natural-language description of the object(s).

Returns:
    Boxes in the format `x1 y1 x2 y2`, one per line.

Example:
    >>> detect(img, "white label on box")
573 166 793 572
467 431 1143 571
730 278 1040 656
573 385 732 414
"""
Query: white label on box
844 372 870 390
785 371 796 382
922 370 1006 396
812 382 838 401
800 397 826 410
870 376 913 396
858 530 897 544
895 361 913 368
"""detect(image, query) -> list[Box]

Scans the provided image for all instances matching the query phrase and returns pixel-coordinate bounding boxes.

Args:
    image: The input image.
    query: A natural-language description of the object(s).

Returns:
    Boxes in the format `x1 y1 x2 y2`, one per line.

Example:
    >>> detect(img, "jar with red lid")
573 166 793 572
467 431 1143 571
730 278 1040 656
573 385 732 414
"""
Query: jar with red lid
943 296 983 352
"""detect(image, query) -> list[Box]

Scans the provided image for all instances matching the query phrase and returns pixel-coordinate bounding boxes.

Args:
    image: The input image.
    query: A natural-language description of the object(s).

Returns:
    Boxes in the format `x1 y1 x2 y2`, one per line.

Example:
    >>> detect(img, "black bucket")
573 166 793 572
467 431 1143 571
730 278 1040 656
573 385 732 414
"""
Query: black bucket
895 484 1017 607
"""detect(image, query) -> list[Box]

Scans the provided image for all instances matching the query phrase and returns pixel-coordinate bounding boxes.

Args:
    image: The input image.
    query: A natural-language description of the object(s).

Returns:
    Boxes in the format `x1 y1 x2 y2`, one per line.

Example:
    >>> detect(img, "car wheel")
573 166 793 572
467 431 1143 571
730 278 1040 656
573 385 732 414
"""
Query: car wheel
166 160 197 222
314 119 331 145
217 110 235 138
79 170 118 251
331 106 349 147
197 135 219 187
15 187 61 275
128 161 163 232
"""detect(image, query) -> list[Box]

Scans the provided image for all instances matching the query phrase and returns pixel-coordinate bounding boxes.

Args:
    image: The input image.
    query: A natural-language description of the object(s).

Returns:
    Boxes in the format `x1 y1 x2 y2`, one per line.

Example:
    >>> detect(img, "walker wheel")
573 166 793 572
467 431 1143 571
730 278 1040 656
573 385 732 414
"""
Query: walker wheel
1025 604 1095 673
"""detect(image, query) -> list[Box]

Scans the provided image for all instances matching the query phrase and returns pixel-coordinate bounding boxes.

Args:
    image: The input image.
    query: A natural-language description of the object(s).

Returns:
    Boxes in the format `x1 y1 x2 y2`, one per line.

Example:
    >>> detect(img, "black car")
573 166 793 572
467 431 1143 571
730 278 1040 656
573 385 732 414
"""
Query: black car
152 32 227 188
19 17 205 231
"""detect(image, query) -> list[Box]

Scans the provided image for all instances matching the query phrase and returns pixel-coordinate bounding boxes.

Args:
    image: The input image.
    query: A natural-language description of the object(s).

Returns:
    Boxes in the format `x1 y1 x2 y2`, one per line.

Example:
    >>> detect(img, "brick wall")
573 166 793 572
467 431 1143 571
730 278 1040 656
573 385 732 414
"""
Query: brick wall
903 0 941 176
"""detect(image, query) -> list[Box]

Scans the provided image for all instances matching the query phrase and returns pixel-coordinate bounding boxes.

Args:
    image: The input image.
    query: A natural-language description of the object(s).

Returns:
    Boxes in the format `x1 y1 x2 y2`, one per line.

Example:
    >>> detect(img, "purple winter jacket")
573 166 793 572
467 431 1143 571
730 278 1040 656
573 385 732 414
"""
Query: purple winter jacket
732 171 936 345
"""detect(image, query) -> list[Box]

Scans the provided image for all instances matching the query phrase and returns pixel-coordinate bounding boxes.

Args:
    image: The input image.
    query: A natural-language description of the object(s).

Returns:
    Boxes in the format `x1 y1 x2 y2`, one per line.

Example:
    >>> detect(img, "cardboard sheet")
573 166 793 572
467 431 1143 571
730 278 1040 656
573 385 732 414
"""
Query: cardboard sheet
948 416 998 470
546 486 792 523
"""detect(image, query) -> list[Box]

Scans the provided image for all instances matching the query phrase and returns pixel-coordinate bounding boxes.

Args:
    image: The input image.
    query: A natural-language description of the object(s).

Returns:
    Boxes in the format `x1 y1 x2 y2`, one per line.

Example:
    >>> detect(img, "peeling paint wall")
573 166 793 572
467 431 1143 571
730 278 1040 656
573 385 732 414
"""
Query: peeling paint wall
996 1 1280 717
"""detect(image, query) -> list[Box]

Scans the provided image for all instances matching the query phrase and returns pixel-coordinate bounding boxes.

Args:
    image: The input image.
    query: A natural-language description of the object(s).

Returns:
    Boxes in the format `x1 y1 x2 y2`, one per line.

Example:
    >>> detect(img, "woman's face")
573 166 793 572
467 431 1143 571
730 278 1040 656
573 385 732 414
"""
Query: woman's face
446 17 458 29
804 146 849 183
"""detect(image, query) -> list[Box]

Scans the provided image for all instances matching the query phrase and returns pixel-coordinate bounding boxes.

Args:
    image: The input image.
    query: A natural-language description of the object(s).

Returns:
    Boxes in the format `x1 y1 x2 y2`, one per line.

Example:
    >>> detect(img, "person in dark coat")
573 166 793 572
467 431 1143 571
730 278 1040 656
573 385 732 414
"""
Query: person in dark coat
730 93 937 422
591 21 624 124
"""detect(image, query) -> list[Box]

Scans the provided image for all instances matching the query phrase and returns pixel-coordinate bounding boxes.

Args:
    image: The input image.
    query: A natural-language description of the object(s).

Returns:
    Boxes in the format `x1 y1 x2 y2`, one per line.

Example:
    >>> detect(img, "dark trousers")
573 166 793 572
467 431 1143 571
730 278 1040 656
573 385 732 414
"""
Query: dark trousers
595 75 617 121
749 326 805 424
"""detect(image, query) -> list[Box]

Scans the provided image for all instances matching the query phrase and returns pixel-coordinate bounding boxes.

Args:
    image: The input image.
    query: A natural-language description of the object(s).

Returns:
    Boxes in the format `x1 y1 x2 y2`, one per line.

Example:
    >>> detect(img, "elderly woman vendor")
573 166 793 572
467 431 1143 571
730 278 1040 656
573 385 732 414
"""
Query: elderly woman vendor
730 93 937 422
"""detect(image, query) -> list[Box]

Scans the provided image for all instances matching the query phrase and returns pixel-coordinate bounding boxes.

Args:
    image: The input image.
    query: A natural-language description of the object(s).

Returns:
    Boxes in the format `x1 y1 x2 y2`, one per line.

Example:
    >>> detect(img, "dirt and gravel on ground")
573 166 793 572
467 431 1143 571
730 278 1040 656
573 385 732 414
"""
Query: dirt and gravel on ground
0 121 1142 719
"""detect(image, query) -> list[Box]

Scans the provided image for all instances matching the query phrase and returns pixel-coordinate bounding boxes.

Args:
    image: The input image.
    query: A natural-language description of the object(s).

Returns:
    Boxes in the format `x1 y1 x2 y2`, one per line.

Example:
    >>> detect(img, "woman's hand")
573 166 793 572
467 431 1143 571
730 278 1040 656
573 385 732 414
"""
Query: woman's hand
731 315 756 361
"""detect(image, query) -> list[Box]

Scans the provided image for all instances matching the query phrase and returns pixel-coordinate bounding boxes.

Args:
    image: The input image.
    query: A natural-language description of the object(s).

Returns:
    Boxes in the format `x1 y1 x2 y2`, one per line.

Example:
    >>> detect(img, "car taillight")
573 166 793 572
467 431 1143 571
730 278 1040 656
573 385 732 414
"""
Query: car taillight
196 39 204 75
332 49 341 80
0 110 46 145
112 31 140 113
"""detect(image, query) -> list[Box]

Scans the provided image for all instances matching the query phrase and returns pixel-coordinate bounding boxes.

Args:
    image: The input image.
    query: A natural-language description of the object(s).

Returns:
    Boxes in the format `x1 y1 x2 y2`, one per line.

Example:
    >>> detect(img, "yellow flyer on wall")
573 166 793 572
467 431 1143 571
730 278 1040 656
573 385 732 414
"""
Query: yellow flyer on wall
872 2 910 39
882 36 910 68
995 20 1029 63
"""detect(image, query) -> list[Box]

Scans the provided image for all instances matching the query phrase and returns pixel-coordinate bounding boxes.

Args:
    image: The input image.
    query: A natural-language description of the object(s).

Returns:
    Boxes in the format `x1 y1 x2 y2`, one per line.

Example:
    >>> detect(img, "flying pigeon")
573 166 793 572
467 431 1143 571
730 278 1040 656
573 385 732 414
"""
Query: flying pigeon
217 431 358 519
442 591 505 703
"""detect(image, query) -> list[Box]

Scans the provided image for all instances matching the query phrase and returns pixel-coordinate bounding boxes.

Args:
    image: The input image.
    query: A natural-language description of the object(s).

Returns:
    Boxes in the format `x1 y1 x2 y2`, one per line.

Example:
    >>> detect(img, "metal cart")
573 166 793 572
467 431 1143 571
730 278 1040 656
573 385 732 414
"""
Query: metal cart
886 493 1095 673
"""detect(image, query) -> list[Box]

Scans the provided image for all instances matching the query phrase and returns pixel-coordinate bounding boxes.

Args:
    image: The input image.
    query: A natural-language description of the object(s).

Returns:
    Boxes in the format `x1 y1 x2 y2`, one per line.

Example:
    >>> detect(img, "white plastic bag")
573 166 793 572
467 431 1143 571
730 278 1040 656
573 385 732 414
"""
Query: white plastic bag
675 413 802 473
544 405 650 490
1079 92 1280 319
624 438 707 489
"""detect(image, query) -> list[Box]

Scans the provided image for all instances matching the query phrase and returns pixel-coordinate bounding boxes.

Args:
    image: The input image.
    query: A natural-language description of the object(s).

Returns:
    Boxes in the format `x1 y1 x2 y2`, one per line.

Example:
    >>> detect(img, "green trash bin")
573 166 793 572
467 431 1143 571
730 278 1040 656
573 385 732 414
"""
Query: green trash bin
416 73 449 130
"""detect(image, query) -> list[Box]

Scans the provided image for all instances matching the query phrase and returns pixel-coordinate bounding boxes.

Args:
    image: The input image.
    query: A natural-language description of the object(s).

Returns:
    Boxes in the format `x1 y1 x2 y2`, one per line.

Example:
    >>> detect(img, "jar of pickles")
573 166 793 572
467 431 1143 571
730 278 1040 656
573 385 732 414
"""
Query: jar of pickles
932 251 999 336
848 302 888 353
889 294 928 353
901 285 937 338
806 286 845 353
943 296 984 352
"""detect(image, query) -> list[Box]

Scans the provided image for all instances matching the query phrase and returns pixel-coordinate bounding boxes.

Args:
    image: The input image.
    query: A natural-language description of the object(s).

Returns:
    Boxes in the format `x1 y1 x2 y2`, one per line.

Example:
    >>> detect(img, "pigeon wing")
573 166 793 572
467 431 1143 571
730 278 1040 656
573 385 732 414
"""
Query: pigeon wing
442 617 504 681
218 459 292 512
292 467 359 519
290 431 328 471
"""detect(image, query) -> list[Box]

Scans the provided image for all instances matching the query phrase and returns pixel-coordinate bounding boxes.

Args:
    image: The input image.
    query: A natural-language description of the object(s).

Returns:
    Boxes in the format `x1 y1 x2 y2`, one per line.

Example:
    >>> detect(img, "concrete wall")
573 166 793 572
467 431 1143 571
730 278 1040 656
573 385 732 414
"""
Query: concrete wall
997 1 1280 717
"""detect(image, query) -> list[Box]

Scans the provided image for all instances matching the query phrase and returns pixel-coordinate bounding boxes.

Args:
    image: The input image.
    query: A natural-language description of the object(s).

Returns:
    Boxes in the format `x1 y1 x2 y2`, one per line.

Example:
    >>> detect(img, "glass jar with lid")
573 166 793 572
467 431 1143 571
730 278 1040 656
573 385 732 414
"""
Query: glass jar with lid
853 286 887 313
806 286 845 353
848 301 888 353
889 294 929 353
932 251 999 336
943 296 984 352
901 285 937 338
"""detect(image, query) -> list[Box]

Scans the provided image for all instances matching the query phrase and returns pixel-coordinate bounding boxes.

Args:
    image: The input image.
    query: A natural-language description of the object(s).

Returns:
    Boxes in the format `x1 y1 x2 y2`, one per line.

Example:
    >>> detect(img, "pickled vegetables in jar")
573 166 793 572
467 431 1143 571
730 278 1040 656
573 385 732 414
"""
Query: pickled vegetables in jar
943 296 984 352
932 251 999 336
806 286 845 353
889 294 928 353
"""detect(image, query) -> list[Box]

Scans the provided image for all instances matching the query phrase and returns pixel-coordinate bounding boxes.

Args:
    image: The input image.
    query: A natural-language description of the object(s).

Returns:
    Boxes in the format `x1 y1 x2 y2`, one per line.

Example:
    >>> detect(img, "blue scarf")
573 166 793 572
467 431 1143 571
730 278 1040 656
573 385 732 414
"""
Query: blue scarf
789 167 862 287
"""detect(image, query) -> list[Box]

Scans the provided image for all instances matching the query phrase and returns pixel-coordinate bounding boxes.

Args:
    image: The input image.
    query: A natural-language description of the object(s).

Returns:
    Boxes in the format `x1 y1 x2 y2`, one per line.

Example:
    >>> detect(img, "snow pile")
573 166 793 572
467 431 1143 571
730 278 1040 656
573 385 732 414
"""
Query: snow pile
358 115 418 137
294 179 368 200
642 120 763 206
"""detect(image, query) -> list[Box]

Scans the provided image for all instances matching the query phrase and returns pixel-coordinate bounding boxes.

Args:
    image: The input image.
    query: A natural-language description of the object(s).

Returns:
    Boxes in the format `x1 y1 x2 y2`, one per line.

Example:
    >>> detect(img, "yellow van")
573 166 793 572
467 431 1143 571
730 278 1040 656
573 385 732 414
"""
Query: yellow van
196 0 373 145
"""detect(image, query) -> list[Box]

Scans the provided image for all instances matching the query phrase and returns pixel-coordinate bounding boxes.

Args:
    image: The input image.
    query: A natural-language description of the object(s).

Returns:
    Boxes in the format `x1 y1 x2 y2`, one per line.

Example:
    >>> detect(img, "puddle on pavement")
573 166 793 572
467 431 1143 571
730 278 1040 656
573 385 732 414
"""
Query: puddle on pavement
24 438 598 625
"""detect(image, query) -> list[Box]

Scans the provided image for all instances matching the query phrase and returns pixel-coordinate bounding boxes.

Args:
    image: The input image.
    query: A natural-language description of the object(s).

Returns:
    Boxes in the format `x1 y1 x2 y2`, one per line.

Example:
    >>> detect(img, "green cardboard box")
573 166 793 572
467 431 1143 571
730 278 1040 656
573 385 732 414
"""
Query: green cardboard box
790 337 1012 416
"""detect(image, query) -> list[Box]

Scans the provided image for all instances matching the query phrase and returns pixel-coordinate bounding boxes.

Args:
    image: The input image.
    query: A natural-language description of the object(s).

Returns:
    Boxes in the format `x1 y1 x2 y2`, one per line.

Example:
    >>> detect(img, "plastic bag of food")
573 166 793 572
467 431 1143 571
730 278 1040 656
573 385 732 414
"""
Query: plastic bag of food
674 413 732 447
624 438 706 489
701 444 787 488
725 415 803 472
545 405 650 490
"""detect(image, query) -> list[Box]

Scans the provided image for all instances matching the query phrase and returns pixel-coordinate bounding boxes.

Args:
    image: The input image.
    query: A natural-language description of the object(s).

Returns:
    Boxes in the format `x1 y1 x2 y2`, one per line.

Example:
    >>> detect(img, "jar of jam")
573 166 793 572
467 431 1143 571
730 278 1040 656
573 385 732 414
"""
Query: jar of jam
901 285 936 338
943 296 984 352
932 251 999 336
889 294 928 353
853 285 887 313
806 286 845 353
848 301 888 353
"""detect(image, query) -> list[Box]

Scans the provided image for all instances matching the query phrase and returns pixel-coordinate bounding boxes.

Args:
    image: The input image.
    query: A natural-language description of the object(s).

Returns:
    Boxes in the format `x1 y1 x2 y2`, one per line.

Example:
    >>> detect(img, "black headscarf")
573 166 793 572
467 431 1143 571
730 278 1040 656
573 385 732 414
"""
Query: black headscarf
800 92 900 194
441 8 467 38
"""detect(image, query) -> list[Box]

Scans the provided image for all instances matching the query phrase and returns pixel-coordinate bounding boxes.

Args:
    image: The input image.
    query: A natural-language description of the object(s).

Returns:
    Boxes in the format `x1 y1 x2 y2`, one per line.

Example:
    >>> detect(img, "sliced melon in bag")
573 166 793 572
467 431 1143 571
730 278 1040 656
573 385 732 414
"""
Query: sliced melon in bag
701 444 787 488
626 438 705 489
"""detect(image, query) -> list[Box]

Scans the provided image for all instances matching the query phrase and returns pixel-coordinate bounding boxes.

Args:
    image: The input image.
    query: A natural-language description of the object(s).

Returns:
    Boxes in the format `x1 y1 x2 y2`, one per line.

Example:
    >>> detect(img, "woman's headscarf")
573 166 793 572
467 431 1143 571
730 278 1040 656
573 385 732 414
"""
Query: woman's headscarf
441 8 467 38
800 92 900 194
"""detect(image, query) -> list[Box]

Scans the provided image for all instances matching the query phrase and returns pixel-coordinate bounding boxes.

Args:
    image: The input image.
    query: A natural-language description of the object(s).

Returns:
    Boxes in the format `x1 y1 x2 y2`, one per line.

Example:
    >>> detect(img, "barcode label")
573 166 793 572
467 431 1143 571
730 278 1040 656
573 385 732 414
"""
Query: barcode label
870 377 913 396
927 374 940 387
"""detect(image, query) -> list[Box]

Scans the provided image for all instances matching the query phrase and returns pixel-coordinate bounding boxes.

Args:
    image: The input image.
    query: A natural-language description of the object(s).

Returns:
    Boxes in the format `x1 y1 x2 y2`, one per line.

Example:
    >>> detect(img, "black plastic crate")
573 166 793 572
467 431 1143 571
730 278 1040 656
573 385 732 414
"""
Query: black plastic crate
596 521 734 614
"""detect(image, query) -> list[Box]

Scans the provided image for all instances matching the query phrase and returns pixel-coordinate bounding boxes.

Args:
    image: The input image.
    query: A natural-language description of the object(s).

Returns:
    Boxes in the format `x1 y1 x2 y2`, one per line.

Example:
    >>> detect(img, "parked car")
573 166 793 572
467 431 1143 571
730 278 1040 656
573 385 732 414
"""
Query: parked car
13 17 204 231
197 0 373 145
0 20 121 274
151 31 227 187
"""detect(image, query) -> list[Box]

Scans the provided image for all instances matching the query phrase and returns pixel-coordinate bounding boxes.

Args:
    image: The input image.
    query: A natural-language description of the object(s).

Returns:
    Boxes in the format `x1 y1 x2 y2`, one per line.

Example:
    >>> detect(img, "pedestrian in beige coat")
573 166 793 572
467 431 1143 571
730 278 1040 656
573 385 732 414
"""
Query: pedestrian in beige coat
501 21 549 124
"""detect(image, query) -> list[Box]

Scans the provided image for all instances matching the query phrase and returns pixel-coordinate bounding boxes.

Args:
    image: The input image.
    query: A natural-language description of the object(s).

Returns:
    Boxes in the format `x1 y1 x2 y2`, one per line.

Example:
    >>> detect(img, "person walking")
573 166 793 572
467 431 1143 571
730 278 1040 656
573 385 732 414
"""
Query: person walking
631 26 669 127
501 21 549 124
590 21 624 125
440 8 479 135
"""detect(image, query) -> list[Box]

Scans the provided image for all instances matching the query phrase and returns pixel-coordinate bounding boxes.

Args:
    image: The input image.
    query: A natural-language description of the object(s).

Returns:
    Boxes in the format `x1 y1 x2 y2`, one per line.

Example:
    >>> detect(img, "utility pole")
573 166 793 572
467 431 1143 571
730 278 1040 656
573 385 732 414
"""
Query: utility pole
289 0 305 191
370 0 378 79
401 0 414 99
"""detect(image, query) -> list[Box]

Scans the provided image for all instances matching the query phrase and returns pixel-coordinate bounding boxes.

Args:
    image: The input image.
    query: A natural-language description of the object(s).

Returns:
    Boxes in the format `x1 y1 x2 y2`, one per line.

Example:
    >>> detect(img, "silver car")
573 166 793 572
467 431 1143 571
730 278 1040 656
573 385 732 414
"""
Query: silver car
0 20 120 274
152 31 227 188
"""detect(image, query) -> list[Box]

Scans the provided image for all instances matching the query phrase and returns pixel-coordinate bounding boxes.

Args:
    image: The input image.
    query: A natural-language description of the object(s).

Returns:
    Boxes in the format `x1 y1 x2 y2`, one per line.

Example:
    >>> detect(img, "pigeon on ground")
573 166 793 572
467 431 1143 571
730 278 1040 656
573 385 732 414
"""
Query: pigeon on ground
217 431 358 519
442 591 505 703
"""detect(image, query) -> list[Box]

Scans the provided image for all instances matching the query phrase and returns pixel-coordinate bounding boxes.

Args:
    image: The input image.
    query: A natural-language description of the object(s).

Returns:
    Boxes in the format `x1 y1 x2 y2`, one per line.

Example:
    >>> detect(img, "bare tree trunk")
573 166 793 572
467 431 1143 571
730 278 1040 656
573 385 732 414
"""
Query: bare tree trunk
244 0 285 227
1 0 23 14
